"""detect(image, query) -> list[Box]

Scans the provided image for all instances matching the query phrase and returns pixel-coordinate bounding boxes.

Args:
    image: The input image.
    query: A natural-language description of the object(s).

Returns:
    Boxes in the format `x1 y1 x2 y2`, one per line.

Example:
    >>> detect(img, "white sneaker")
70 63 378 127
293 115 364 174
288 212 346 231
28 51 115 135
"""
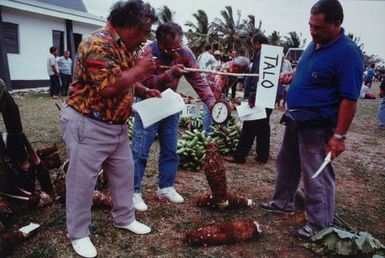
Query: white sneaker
156 186 184 203
133 193 148 211
71 237 97 258
114 220 151 235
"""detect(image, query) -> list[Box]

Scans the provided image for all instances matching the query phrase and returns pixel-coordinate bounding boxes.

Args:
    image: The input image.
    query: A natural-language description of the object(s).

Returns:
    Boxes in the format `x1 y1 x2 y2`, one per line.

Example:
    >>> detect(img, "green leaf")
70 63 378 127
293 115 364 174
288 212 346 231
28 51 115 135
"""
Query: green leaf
335 239 356 256
324 234 339 251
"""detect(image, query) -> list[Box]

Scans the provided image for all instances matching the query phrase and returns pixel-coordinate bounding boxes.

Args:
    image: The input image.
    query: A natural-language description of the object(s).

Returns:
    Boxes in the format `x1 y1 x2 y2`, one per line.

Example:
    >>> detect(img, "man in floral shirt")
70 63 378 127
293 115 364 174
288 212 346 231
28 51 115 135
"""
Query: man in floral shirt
60 1 159 257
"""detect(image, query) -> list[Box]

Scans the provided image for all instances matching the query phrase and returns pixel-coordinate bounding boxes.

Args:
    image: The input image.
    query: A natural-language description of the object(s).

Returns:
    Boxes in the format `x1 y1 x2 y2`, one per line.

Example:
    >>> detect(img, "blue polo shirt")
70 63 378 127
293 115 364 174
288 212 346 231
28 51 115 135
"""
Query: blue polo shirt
287 29 363 124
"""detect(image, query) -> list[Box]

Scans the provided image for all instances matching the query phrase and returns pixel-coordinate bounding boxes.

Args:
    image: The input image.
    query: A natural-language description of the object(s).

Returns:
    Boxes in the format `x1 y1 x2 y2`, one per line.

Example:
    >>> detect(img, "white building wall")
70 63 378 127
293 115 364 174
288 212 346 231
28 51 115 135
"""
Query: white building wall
3 7 65 80
73 21 102 39
2 7 103 81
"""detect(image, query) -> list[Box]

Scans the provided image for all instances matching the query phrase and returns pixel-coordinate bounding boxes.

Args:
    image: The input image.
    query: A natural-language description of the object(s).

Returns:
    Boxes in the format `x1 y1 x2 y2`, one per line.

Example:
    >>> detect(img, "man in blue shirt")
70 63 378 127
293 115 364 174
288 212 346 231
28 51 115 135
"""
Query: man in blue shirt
57 50 72 96
260 0 363 240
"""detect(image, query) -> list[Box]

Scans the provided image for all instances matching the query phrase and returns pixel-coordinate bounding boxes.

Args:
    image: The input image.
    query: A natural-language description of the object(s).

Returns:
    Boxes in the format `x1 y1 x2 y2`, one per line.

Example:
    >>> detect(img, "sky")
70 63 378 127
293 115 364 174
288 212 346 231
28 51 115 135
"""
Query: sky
83 0 385 61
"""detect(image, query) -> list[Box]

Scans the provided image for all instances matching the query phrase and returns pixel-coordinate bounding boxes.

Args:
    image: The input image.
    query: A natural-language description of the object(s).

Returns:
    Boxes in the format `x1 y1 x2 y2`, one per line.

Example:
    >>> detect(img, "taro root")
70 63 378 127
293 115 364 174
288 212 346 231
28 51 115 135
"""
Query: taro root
53 160 67 201
196 192 252 209
35 144 58 157
92 190 113 208
203 143 228 207
29 191 52 208
185 220 262 246
36 144 62 170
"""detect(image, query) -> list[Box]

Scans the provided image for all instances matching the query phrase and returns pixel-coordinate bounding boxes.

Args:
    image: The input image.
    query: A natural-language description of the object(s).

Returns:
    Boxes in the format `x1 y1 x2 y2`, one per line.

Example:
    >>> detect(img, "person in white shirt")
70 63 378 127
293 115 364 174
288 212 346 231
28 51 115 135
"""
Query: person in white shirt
213 50 222 68
47 46 60 99
197 45 218 76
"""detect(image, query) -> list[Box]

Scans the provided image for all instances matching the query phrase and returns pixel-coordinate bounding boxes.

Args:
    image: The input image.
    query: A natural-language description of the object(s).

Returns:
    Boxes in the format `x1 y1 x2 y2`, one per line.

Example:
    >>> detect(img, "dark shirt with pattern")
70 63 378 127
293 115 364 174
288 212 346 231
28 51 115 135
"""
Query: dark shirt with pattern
140 42 215 105
67 23 136 124
206 61 236 100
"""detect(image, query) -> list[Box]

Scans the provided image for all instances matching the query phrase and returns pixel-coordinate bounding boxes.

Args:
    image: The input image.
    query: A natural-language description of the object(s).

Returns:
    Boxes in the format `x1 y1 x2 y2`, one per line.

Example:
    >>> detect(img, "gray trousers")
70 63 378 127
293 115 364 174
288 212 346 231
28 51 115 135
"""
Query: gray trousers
60 106 135 240
272 122 335 229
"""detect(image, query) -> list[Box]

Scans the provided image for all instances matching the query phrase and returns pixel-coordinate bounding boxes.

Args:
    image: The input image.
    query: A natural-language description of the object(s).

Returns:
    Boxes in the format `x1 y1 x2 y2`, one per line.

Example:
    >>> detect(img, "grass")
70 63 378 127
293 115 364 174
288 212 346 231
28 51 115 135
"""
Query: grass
1 80 385 257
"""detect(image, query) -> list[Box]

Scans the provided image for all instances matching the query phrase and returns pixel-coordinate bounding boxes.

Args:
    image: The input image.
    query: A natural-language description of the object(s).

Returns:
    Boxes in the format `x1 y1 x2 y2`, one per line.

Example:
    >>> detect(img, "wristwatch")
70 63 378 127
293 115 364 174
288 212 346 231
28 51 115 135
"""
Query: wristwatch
333 133 346 140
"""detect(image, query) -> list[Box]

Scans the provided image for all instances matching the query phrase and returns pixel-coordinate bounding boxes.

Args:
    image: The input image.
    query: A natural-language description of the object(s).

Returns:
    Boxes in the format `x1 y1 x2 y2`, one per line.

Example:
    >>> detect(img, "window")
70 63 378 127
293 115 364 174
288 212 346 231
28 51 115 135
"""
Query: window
74 33 82 53
52 30 64 56
3 22 19 54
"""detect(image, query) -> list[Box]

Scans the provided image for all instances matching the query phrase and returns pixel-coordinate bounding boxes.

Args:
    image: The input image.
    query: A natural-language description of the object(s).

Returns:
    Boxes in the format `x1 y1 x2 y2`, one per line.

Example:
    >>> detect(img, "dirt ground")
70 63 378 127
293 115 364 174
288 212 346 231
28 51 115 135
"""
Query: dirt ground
1 81 385 257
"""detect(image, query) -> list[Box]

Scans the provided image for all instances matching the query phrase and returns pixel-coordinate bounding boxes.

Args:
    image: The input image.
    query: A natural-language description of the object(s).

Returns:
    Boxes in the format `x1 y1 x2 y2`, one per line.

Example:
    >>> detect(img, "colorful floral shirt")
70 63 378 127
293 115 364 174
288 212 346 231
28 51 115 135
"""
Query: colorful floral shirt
67 23 135 124
206 61 235 100
140 42 215 106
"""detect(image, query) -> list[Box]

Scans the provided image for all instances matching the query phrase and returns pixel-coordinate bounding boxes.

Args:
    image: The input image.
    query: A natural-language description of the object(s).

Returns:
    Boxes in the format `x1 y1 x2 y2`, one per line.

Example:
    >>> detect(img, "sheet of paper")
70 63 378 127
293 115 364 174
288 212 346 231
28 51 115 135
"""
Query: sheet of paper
237 102 266 121
133 88 185 128
19 223 40 236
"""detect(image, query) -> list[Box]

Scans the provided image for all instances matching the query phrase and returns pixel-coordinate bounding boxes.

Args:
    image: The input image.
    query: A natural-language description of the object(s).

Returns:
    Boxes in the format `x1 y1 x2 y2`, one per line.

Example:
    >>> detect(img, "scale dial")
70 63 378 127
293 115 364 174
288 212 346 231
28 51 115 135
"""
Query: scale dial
211 100 231 124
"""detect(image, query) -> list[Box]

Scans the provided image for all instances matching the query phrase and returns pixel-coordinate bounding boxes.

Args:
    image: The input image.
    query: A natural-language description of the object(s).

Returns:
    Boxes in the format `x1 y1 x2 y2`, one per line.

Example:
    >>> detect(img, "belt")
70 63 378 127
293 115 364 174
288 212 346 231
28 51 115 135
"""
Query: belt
67 105 126 125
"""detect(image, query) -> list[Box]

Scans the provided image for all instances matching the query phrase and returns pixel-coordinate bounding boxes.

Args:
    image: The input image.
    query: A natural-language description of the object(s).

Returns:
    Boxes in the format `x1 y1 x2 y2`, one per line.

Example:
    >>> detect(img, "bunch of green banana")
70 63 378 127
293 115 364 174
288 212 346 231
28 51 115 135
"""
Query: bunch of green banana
191 116 203 130
126 116 134 139
209 124 242 156
177 129 209 171
179 116 190 128
178 111 204 130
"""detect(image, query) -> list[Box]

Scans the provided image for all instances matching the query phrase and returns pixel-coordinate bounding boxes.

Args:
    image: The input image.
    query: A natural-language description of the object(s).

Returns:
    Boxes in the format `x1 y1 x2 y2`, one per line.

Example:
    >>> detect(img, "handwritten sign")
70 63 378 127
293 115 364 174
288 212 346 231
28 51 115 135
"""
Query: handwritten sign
255 44 283 109
180 103 202 118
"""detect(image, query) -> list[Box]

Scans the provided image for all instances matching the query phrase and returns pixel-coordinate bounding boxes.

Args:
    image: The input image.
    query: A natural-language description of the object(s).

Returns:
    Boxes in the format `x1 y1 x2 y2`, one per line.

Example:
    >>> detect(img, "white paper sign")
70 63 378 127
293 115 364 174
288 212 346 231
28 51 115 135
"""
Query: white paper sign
236 102 266 121
255 44 284 109
180 103 202 118
133 88 185 128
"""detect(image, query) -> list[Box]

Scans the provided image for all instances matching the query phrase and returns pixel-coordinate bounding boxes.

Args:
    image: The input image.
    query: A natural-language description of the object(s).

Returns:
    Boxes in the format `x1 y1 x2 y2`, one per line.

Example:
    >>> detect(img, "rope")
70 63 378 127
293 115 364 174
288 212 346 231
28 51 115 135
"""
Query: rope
158 65 259 77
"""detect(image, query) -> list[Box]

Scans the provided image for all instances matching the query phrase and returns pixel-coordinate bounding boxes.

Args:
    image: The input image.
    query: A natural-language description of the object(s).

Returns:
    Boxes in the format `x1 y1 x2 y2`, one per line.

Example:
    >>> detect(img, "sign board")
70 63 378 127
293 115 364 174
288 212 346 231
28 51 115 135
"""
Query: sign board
255 44 284 109
180 103 203 118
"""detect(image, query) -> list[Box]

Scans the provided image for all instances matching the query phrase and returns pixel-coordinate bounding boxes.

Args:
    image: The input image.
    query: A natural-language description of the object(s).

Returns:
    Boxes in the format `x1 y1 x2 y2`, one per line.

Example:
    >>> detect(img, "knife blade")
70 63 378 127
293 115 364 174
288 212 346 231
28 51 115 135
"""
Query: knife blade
311 151 332 179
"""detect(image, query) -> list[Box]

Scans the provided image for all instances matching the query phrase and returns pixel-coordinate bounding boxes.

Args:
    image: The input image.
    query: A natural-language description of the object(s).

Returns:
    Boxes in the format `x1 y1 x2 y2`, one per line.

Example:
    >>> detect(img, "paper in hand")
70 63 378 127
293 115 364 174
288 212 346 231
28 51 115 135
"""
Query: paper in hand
236 102 266 121
133 88 185 128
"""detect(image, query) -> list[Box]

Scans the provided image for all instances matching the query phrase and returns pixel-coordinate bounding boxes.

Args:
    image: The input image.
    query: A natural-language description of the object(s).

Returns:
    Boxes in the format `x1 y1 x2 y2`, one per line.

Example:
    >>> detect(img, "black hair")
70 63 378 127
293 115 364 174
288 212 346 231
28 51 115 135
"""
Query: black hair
156 22 183 43
49 47 57 54
311 0 344 24
108 0 156 28
252 33 268 45
205 45 212 51
370 63 375 68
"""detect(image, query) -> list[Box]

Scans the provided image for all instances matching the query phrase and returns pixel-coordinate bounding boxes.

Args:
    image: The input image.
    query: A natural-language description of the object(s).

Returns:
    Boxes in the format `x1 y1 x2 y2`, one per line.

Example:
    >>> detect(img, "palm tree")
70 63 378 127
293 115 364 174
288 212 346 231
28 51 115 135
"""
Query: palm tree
210 6 250 56
282 31 306 53
268 30 282 46
157 5 174 24
185 10 214 55
239 15 262 56
347 33 365 53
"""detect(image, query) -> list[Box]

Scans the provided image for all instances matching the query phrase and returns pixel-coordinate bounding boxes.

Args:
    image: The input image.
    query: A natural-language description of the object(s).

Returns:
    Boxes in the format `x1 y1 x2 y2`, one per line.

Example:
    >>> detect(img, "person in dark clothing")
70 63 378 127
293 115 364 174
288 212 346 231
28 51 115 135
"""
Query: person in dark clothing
0 79 53 195
224 33 271 164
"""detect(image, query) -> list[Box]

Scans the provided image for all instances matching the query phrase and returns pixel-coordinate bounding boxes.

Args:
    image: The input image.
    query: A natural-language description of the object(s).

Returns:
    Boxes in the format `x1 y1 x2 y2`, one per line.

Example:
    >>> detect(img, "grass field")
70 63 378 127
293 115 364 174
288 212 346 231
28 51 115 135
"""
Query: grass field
1 80 385 257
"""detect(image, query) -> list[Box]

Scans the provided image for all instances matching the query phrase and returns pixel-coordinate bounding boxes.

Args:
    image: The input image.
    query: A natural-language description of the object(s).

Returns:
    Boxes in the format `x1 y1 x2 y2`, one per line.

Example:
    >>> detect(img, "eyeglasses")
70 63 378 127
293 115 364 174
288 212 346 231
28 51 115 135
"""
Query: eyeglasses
161 45 182 54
